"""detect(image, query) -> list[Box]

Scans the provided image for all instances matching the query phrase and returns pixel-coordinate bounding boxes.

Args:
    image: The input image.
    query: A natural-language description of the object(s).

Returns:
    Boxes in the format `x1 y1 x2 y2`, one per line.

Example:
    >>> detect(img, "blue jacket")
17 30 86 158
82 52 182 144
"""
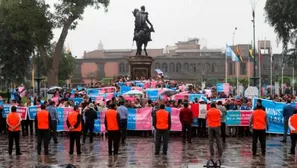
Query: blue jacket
283 104 294 120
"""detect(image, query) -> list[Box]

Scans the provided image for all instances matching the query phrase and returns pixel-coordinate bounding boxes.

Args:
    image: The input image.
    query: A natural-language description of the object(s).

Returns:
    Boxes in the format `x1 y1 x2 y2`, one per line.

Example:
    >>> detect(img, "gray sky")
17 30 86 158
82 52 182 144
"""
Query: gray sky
50 0 281 57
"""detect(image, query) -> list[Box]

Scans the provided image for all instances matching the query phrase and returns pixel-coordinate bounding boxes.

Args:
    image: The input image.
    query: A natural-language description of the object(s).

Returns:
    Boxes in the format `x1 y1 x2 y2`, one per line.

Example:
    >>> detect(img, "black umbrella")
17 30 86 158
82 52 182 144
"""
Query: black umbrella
47 86 63 94
160 90 177 97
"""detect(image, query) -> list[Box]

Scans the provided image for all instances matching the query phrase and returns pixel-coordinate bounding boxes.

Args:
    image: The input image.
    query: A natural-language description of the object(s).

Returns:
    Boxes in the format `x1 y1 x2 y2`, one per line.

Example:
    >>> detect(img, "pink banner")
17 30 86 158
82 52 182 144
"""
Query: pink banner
136 108 152 130
16 107 27 120
144 82 150 89
170 108 182 131
106 93 114 100
63 108 72 131
174 94 189 101
52 97 59 105
240 110 253 126
95 96 104 103
124 95 135 102
131 87 142 91
100 112 106 133
151 81 157 88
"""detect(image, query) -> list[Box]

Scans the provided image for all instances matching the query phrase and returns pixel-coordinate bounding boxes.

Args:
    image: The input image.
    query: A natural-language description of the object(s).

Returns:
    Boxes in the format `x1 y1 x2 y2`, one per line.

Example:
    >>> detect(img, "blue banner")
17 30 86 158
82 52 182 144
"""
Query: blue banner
146 90 159 101
189 94 204 101
127 108 136 130
94 112 101 133
87 89 100 97
2 104 11 118
252 98 296 134
120 86 131 94
216 83 224 92
56 108 65 131
28 106 39 120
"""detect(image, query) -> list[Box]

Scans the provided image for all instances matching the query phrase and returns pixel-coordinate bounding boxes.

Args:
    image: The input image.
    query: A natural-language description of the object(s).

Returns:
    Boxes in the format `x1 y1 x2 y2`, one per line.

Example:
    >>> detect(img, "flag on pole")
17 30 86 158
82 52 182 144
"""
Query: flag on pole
226 44 238 62
236 46 244 62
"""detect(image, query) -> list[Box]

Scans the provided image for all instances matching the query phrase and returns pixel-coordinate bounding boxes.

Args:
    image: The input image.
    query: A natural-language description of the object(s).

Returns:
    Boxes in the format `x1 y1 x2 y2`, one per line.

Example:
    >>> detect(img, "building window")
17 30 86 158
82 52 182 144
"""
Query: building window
183 63 189 72
119 63 125 73
169 63 175 73
155 63 160 69
176 63 181 73
211 63 216 72
162 63 168 72
240 62 246 75
228 63 234 75
126 63 129 73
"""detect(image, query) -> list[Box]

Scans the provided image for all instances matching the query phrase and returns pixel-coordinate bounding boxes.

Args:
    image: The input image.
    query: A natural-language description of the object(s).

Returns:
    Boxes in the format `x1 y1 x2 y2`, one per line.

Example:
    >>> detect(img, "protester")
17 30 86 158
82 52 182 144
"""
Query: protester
153 104 171 155
179 102 193 143
289 109 297 155
35 104 52 155
82 103 97 144
217 101 227 142
282 100 294 143
105 103 121 155
117 100 128 144
198 101 207 137
206 102 223 158
249 103 269 156
7 106 22 155
47 101 58 143
67 106 82 155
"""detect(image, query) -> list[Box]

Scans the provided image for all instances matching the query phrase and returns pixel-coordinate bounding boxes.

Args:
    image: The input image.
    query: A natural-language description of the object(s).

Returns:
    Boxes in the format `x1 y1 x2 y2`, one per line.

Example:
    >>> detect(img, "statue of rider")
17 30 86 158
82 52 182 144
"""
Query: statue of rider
133 5 154 41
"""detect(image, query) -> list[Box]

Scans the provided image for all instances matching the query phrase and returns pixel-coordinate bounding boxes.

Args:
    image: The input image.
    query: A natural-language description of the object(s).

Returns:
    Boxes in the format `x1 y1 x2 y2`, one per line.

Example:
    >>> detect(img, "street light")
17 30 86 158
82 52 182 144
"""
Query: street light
250 0 259 87
90 72 94 87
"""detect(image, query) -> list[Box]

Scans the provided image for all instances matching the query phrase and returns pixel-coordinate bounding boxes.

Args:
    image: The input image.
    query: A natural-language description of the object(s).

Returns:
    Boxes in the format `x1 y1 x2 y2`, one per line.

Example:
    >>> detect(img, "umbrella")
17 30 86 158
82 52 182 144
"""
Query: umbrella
160 90 177 97
47 86 63 94
123 90 144 96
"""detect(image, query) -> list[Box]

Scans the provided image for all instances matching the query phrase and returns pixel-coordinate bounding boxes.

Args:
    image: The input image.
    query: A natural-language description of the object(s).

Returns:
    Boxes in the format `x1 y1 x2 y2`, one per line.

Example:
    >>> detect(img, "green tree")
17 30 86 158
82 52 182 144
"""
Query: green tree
0 0 51 84
1 0 109 86
265 0 297 49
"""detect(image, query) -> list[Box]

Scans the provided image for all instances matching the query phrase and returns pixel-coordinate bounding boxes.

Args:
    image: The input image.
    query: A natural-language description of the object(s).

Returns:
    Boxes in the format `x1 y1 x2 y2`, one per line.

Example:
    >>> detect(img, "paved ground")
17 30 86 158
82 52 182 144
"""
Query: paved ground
0 134 296 168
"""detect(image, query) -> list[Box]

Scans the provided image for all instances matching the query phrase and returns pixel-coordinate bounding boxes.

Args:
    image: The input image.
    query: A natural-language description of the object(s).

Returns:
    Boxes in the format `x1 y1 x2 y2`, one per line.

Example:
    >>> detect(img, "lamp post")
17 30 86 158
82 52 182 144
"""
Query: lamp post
90 73 94 87
233 27 238 95
34 54 42 97
250 0 259 87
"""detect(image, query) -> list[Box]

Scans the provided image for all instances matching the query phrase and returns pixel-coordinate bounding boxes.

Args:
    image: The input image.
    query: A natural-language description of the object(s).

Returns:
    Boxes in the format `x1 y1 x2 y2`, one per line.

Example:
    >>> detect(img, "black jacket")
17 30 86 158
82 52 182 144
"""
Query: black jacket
84 109 97 124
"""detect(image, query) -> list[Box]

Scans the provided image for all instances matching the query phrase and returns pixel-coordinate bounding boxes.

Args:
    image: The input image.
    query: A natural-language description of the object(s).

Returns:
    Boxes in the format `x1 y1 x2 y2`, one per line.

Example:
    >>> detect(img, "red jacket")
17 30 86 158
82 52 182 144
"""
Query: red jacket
179 107 193 124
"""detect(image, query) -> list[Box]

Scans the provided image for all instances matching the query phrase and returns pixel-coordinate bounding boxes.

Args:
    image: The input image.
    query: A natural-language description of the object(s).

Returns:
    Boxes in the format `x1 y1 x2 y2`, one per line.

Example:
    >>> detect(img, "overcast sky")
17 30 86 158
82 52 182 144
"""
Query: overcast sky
50 0 281 57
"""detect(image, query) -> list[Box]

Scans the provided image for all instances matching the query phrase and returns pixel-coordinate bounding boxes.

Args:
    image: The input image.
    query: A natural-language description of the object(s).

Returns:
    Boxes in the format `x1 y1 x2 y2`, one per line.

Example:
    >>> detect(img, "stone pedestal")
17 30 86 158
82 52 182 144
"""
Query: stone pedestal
128 56 153 80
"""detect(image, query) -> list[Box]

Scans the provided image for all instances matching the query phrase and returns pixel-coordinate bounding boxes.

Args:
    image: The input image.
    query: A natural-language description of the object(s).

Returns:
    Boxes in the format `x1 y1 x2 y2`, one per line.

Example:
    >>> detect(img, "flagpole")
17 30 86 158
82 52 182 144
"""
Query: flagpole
225 50 228 83
232 27 238 95
270 47 273 95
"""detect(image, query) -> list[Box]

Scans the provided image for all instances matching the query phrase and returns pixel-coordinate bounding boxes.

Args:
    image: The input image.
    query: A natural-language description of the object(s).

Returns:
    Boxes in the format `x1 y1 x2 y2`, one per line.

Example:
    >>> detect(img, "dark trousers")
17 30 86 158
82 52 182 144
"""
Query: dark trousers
182 123 192 142
290 133 297 154
49 120 58 142
198 118 206 137
120 119 127 143
108 131 120 154
1 117 7 134
220 122 226 142
21 119 33 136
37 130 50 154
69 132 81 154
283 119 289 141
155 130 169 154
83 123 94 143
8 131 21 155
252 129 266 155
208 127 223 156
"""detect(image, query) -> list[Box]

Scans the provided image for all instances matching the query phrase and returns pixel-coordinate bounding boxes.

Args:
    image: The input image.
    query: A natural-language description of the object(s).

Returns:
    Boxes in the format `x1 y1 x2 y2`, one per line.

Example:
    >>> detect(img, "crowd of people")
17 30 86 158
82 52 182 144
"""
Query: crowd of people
1 76 297 160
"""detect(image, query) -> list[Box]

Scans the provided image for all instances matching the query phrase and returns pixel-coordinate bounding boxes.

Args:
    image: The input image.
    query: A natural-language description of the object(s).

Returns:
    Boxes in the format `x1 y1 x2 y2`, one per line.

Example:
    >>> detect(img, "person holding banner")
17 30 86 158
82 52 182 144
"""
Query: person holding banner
35 104 52 155
289 109 297 155
105 103 121 155
7 106 22 155
179 102 193 143
117 100 128 144
249 103 269 156
282 100 295 143
67 106 82 155
153 104 171 155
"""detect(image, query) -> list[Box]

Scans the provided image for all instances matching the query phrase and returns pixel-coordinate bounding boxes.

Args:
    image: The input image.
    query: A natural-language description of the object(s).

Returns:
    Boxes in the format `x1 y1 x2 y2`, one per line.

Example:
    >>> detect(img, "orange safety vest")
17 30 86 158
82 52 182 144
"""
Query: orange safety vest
156 109 169 130
105 109 119 131
68 111 82 132
207 108 221 127
290 114 297 134
37 110 49 130
7 113 21 132
253 109 266 130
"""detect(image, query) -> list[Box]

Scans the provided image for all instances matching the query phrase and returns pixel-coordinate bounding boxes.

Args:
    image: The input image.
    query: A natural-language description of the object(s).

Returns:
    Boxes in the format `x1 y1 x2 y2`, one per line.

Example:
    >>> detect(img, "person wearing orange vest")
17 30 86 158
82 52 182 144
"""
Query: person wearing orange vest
35 104 52 155
288 109 297 155
105 103 121 155
67 106 82 155
153 104 171 155
249 104 269 156
206 102 223 158
6 106 22 155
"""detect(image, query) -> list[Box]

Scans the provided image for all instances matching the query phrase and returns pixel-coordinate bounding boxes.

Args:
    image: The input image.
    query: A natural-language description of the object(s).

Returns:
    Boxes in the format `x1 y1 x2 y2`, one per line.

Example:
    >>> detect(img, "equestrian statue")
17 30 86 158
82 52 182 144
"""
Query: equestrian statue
132 6 155 56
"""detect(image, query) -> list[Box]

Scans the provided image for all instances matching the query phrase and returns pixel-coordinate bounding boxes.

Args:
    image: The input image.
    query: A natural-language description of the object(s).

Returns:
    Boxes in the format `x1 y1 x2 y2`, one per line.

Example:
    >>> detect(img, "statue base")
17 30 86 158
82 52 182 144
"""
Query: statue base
128 56 153 80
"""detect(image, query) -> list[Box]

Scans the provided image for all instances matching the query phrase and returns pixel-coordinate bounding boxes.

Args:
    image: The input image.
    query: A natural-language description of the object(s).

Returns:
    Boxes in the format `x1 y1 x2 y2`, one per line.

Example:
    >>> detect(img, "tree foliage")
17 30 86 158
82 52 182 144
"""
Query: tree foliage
0 0 52 84
0 0 110 86
265 0 297 49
